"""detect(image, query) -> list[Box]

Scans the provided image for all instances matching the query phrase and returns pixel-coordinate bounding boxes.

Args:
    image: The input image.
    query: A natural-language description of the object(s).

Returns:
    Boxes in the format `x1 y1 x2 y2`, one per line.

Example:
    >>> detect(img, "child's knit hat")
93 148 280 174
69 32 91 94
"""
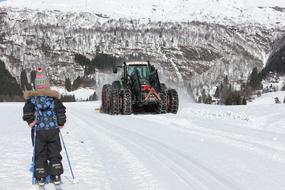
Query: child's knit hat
35 67 50 90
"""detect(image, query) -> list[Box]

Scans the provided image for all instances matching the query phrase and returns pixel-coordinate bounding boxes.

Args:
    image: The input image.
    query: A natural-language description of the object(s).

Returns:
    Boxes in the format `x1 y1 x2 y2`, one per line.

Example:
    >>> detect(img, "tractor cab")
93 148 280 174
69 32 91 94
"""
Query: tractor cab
124 62 162 104
126 62 150 85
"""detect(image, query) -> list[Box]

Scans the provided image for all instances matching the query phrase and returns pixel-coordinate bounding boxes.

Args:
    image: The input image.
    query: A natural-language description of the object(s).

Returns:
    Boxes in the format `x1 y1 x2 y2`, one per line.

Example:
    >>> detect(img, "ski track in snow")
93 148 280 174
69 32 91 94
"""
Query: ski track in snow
0 101 285 190
76 111 243 190
135 113 285 163
68 110 164 190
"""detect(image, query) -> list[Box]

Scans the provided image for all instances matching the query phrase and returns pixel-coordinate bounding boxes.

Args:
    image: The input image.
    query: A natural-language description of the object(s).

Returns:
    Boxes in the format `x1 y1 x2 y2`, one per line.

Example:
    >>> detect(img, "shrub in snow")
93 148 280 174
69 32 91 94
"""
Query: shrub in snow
275 97 281 104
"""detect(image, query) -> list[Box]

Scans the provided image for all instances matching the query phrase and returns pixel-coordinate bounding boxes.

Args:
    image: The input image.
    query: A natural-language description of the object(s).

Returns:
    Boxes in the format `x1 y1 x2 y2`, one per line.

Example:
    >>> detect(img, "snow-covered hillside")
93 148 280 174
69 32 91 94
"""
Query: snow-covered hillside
0 0 284 98
0 100 285 190
1 0 285 27
0 6 284 96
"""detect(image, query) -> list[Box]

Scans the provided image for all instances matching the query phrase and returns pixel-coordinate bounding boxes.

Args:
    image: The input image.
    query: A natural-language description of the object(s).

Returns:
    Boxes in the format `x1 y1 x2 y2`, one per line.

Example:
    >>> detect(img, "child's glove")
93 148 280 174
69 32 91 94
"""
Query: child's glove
29 120 37 128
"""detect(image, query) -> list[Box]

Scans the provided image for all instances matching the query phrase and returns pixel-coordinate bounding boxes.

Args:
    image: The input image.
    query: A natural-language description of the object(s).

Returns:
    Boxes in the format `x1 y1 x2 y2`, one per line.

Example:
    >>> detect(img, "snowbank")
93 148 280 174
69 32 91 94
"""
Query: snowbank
250 91 285 105
51 86 96 101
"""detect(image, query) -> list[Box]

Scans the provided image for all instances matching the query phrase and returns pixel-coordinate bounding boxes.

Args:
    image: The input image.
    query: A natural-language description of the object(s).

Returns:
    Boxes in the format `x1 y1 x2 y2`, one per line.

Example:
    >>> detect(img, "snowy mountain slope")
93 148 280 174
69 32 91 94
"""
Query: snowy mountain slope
0 0 284 98
0 101 285 190
1 0 285 27
0 6 284 97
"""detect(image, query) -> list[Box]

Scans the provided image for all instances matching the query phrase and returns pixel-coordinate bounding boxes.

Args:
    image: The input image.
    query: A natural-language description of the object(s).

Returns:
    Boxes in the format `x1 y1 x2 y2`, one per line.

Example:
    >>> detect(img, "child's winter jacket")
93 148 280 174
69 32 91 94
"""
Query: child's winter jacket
23 89 66 130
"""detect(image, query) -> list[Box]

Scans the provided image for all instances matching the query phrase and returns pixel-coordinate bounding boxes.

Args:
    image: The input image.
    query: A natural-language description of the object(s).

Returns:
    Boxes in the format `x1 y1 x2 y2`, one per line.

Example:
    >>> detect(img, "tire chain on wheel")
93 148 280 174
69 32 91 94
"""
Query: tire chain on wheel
167 89 179 114
105 85 113 114
110 89 120 115
157 90 167 114
122 89 132 115
101 84 111 113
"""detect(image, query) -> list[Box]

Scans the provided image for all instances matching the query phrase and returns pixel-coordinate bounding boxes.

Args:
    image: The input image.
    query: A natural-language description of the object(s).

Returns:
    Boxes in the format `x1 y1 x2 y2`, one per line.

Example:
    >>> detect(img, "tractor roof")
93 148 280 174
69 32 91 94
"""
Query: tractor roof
125 61 149 66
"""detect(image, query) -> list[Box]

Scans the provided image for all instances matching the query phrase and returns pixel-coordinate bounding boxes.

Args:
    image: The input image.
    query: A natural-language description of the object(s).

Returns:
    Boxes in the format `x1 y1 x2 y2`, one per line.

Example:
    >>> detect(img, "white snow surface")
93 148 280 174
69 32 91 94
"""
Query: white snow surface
1 0 285 26
250 91 285 105
0 98 285 190
51 86 95 101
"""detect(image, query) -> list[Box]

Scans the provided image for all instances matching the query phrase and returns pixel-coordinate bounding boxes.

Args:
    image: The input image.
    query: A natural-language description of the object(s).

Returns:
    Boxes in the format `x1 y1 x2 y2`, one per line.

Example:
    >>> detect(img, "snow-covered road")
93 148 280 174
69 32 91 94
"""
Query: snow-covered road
0 101 285 190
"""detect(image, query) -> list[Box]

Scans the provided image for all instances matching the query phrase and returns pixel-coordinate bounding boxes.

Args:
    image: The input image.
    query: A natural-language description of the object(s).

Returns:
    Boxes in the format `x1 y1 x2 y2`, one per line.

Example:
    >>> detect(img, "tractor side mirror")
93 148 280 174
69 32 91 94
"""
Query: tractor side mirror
113 67 118 74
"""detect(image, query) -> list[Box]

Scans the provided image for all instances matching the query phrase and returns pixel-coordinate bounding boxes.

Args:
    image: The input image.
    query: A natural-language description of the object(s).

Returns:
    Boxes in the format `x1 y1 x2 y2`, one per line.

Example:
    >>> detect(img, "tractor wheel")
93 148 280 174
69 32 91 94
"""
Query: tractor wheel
109 88 120 115
156 90 167 114
105 85 113 114
122 89 132 115
167 89 179 114
101 84 111 113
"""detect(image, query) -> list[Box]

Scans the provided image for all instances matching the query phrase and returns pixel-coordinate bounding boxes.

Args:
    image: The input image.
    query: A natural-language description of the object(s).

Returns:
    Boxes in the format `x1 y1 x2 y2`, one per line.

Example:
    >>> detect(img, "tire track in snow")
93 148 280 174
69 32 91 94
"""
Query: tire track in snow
69 109 164 190
72 112 198 190
260 112 285 135
172 122 285 164
79 110 245 190
171 119 285 163
130 114 285 163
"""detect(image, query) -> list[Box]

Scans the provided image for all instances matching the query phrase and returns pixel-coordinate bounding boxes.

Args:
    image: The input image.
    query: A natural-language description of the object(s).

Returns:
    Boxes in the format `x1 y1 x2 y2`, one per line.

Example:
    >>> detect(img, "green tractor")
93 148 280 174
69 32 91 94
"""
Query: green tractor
101 61 179 115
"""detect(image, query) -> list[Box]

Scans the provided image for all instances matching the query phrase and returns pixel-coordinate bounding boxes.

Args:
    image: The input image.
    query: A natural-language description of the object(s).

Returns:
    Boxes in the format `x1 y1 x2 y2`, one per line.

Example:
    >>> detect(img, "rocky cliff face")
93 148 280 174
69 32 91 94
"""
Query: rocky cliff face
0 7 284 97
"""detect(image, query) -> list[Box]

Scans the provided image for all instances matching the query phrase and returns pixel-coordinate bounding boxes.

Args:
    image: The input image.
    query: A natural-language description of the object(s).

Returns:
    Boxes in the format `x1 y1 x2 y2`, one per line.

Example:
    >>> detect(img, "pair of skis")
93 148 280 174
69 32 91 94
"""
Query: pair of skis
38 183 62 190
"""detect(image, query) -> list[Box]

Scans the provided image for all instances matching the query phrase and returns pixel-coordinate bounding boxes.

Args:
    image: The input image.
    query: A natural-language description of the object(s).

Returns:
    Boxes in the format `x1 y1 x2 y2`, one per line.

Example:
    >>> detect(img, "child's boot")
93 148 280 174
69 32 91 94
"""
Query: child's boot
51 175 61 185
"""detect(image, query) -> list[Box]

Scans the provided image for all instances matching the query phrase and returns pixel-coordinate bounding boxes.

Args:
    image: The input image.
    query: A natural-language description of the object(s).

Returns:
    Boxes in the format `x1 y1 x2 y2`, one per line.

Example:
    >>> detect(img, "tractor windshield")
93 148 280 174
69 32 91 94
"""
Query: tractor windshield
127 65 150 81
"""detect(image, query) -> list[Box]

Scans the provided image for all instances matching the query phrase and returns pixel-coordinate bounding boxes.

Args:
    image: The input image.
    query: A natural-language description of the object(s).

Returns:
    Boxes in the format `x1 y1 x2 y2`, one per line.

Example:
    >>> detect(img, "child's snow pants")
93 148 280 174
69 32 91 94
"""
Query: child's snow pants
34 128 63 179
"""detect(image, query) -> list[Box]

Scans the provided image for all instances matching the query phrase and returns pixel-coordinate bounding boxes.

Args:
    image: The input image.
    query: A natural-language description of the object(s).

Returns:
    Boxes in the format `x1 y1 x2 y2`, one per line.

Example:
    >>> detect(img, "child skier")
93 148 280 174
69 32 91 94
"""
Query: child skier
22 67 66 186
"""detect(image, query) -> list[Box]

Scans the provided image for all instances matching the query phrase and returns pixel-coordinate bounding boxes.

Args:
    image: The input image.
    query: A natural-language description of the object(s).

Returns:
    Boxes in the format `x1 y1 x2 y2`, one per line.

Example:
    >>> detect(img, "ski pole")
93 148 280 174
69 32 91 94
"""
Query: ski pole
32 128 37 185
59 131 75 183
